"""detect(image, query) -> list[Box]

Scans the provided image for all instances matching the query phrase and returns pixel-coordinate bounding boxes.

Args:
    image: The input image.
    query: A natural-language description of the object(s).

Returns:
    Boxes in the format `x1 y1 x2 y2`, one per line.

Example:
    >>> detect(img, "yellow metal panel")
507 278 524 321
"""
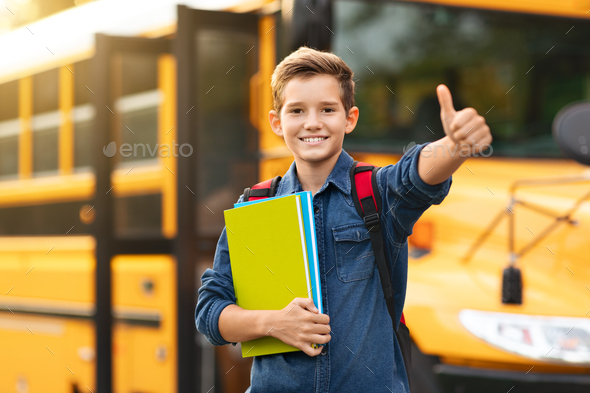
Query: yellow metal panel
0 235 95 252
59 65 74 175
111 164 163 197
406 240 590 372
158 54 177 238
258 14 286 163
0 172 94 208
63 320 95 392
4 248 95 303
409 0 590 19
0 314 68 393
0 164 165 208
112 255 177 393
0 247 177 392
137 24 177 39
249 71 260 130
259 156 294 181
348 152 403 168
0 253 21 301
18 76 32 179
112 324 133 392
226 0 277 13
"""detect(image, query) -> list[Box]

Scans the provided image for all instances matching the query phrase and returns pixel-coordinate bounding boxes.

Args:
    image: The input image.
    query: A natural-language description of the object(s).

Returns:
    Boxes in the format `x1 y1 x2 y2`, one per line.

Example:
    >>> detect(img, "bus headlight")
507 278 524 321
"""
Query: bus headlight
459 309 590 364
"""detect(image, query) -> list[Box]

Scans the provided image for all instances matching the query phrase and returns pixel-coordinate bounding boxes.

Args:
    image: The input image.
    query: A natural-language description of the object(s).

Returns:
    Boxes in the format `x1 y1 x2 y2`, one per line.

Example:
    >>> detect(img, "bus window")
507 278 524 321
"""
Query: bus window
73 59 94 171
32 68 59 174
0 80 19 179
72 104 94 170
0 200 90 235
115 52 160 166
333 1 590 158
194 30 258 238
114 193 162 237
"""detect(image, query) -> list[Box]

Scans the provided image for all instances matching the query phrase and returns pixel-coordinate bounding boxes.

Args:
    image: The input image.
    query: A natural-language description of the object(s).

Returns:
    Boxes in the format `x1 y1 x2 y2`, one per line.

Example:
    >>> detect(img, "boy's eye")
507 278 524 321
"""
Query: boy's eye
324 108 335 113
291 109 302 114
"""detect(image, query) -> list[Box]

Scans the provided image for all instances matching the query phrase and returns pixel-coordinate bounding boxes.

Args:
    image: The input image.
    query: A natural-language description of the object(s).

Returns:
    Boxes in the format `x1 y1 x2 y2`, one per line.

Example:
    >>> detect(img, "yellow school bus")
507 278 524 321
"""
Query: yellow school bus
0 0 589 392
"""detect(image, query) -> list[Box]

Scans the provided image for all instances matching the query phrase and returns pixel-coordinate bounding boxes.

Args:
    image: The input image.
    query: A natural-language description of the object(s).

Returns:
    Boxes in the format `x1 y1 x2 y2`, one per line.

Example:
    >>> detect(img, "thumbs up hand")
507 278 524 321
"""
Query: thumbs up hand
436 84 492 157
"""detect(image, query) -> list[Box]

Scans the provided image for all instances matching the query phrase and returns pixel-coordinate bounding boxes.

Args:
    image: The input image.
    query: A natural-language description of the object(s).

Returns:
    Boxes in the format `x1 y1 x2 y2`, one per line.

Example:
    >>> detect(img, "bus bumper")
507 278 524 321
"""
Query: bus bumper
434 364 590 393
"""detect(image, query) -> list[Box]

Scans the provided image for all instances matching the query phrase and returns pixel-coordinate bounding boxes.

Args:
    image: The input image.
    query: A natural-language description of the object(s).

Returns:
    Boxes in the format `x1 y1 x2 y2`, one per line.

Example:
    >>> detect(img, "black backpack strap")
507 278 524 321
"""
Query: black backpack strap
351 161 413 390
243 176 282 201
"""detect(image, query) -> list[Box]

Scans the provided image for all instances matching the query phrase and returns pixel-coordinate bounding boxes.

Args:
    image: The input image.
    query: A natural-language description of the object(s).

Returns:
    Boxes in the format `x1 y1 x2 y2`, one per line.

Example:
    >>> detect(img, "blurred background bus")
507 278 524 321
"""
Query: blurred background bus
0 0 589 392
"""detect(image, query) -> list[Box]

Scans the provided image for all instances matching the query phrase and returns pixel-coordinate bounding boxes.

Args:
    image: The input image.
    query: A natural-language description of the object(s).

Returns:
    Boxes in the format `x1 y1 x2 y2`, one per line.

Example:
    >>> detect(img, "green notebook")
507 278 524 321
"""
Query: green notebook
224 194 312 357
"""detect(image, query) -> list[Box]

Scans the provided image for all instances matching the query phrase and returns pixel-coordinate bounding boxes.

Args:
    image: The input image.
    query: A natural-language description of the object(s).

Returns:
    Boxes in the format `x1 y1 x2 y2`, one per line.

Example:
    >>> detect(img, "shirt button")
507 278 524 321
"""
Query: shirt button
314 206 320 215
321 345 327 356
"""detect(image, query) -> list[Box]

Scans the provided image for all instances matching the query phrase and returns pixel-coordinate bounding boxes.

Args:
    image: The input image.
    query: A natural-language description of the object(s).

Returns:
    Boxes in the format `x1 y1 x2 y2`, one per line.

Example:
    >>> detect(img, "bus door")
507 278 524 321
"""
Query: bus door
92 34 176 393
175 5 260 393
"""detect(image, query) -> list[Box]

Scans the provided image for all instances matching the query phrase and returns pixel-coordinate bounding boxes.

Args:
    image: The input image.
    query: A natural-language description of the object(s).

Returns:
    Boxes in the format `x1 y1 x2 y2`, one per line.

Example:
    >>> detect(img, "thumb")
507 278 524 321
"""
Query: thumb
298 297 318 313
436 84 456 119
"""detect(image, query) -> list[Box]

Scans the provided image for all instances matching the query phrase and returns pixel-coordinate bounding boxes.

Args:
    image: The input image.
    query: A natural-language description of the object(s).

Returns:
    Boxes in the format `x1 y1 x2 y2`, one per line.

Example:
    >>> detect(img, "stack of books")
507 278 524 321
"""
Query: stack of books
223 191 323 357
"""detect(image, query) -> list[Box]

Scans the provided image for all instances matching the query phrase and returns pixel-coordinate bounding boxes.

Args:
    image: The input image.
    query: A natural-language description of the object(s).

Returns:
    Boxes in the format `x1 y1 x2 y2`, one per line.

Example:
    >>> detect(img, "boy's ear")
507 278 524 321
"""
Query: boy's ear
345 106 359 135
269 110 283 138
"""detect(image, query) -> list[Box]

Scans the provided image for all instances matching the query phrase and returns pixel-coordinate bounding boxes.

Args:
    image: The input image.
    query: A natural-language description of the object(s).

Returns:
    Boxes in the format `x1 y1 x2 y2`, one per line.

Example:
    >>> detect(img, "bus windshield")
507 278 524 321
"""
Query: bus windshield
333 0 590 158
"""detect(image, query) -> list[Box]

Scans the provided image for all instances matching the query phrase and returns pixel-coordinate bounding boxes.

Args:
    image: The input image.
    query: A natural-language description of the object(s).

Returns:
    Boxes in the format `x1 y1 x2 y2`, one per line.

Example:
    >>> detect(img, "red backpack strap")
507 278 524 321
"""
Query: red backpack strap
243 176 282 202
350 161 406 328
350 161 382 224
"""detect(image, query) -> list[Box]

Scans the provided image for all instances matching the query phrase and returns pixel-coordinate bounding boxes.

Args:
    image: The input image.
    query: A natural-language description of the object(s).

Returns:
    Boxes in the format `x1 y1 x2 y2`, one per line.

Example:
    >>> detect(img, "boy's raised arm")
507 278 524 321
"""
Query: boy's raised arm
417 85 493 186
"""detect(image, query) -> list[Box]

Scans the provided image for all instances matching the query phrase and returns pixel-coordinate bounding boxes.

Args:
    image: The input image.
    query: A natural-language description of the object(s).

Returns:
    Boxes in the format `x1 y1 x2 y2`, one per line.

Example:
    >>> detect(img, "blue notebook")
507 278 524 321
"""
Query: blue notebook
234 191 323 315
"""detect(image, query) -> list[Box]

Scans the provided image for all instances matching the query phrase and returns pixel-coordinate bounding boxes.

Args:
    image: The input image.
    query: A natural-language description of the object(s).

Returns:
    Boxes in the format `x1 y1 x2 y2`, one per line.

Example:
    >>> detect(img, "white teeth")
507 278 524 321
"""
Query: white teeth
302 137 326 142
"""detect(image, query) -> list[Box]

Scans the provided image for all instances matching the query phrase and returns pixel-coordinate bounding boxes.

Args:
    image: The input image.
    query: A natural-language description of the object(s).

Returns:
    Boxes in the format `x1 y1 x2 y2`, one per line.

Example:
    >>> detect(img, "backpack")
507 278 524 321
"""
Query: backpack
243 161 413 390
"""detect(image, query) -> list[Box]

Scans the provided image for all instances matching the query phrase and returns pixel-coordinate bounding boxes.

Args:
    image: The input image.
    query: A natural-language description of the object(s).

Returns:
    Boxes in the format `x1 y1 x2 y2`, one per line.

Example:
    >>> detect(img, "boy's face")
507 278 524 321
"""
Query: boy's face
269 75 359 165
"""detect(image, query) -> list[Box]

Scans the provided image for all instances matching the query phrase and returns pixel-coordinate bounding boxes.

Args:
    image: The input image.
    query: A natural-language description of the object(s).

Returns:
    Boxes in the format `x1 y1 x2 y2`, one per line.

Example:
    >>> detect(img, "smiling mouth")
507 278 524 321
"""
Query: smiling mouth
300 137 328 143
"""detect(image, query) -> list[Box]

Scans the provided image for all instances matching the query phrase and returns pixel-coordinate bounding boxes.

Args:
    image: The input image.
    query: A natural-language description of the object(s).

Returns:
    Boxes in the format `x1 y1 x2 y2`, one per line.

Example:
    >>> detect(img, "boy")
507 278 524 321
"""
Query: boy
195 47 492 392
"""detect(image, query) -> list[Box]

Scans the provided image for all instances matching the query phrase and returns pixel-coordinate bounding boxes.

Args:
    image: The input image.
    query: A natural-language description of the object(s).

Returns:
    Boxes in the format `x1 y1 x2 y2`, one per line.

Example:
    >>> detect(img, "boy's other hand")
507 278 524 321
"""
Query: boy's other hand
436 84 492 156
269 297 331 357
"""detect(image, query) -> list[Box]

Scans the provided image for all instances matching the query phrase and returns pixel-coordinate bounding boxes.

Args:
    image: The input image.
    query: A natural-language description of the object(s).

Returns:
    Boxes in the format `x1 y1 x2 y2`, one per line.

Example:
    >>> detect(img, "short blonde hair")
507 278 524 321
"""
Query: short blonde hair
271 46 355 115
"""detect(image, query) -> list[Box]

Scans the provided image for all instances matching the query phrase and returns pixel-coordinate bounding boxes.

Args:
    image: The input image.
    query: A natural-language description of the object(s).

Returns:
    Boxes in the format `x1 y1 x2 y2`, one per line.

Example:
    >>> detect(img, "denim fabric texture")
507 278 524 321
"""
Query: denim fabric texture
195 144 452 393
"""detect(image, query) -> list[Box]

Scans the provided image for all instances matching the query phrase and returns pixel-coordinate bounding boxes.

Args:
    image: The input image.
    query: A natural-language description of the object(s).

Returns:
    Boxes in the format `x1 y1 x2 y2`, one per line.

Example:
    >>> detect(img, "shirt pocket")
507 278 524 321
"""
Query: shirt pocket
332 223 375 283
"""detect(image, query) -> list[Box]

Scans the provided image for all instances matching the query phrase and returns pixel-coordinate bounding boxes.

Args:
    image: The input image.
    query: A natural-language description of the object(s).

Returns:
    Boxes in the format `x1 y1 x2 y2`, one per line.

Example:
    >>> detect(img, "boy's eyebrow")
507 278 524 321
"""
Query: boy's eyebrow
285 100 340 107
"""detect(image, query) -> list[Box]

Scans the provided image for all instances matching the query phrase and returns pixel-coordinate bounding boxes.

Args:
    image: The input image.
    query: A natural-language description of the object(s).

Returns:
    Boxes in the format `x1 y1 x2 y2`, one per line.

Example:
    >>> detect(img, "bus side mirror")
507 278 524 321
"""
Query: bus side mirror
553 101 590 166
282 0 333 52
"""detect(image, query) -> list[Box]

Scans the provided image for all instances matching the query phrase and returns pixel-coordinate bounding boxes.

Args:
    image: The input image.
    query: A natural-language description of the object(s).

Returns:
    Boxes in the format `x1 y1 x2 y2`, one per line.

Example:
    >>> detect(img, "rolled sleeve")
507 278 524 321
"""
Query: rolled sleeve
378 143 452 238
195 212 241 346
195 266 238 347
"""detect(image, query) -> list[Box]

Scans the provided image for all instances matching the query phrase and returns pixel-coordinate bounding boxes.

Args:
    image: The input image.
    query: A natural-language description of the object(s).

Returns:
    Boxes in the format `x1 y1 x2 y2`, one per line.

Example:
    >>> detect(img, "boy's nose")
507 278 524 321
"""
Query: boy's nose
304 113 322 130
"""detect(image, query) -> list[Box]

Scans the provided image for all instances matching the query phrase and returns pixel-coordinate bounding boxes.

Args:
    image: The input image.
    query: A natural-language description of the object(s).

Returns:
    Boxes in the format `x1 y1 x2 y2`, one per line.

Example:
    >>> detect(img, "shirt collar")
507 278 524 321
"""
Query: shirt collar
278 149 354 196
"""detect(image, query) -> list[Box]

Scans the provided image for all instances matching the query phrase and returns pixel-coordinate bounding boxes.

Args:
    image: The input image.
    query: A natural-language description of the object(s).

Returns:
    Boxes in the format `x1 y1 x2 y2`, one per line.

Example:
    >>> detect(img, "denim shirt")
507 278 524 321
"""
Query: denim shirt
195 144 452 393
